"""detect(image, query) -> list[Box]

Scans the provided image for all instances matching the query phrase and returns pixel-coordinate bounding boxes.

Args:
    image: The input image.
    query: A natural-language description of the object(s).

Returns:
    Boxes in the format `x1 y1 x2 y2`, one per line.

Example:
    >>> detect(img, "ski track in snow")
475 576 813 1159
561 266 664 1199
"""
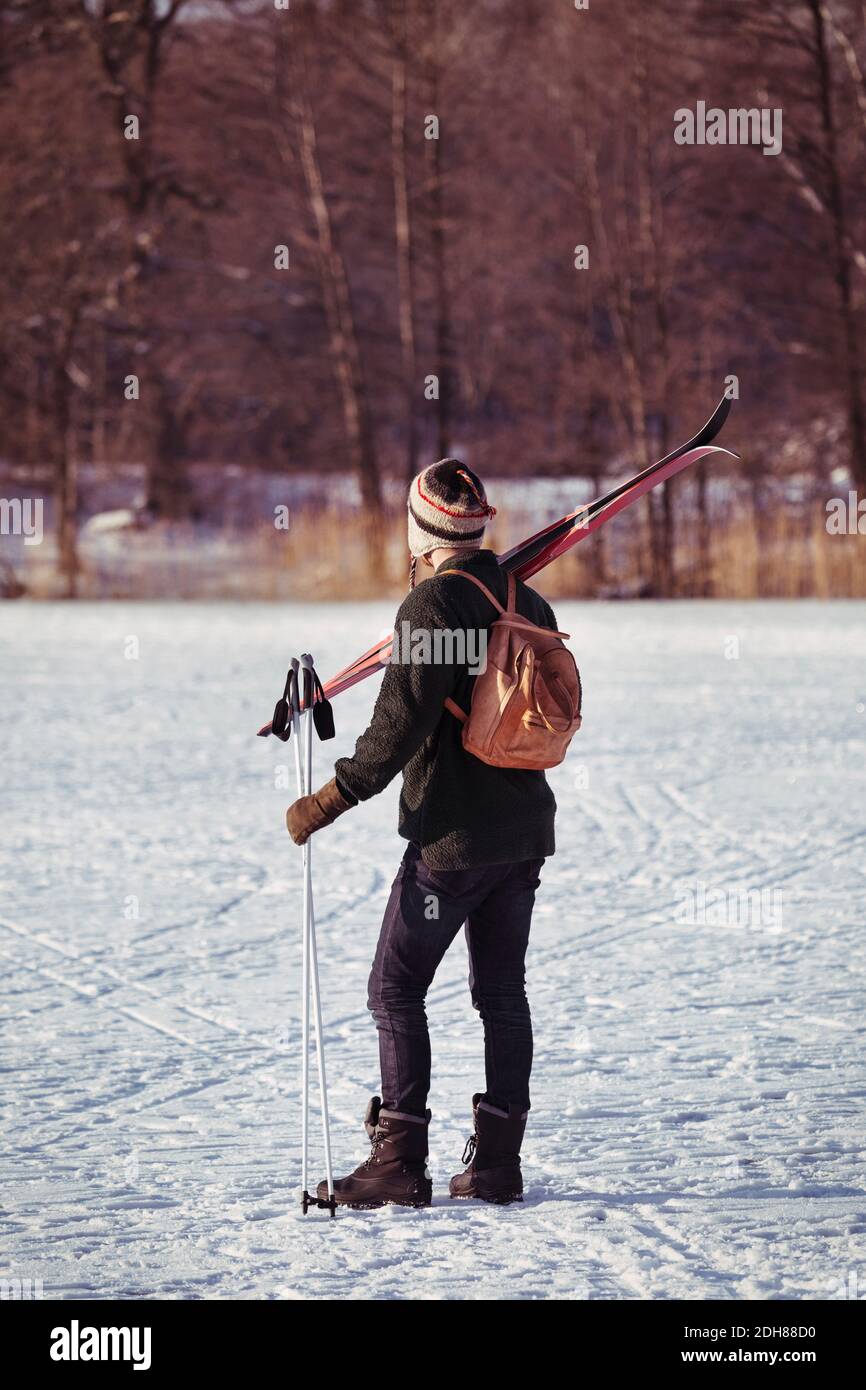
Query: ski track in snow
2 599 865 1301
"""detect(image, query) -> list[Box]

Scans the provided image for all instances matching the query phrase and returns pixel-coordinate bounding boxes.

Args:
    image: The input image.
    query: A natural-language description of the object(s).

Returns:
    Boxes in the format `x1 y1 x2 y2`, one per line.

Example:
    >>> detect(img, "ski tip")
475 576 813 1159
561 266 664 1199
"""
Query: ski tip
695 389 733 444
685 443 740 465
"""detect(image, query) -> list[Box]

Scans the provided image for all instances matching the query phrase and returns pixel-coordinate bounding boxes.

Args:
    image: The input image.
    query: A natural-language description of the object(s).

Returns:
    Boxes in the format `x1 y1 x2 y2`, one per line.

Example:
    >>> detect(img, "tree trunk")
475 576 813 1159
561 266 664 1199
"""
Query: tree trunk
53 359 78 599
750 471 771 597
428 1 453 459
809 0 866 489
391 4 419 483
570 58 606 593
696 460 712 597
284 37 384 580
635 20 675 595
88 2 194 522
149 374 197 518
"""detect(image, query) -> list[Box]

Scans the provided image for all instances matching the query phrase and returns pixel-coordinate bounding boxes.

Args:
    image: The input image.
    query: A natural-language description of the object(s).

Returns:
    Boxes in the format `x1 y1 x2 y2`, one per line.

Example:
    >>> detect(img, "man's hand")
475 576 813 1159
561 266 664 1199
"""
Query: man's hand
286 777 353 846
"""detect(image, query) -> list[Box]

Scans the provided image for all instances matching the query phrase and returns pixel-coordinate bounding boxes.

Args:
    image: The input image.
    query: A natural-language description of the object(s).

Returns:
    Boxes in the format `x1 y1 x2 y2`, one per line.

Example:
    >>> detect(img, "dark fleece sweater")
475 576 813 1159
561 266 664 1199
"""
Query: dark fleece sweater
334 550 558 869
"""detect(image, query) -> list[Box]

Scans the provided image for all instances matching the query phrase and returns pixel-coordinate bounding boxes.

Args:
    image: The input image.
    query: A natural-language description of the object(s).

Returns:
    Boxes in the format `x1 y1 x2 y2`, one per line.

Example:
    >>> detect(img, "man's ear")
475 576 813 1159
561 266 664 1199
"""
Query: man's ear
421 553 433 568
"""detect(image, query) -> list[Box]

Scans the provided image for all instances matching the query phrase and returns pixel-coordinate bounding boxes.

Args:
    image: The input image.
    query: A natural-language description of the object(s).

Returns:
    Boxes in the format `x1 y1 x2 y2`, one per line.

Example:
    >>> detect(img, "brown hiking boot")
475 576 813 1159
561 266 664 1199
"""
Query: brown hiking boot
449 1093 527 1205
317 1096 432 1209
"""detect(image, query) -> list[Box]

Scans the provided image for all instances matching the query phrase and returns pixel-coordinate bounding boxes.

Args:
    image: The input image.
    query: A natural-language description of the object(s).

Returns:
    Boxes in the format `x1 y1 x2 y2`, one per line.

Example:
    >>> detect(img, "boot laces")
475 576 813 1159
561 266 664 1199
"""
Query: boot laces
364 1131 388 1168
462 1132 477 1166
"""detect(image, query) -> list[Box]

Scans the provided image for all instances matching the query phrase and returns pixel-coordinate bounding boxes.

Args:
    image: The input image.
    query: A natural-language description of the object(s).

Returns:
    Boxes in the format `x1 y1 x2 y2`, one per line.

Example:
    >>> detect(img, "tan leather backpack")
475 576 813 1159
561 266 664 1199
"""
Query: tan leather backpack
441 570 582 770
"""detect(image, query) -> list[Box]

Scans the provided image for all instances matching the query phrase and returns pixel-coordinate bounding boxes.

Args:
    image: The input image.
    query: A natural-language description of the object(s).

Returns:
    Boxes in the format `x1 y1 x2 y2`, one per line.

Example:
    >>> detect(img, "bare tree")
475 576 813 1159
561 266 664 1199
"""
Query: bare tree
78 0 216 517
384 0 420 482
272 5 384 579
808 0 866 488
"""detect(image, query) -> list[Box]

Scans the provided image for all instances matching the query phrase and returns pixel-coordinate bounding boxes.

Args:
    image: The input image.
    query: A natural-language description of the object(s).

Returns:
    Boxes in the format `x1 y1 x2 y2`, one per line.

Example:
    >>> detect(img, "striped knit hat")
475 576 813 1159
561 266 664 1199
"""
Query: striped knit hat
407 459 496 577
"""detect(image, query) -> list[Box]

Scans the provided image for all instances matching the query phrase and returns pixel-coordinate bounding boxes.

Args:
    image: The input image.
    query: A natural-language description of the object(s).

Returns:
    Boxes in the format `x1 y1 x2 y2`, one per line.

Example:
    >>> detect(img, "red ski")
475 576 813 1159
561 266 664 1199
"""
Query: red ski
258 391 737 733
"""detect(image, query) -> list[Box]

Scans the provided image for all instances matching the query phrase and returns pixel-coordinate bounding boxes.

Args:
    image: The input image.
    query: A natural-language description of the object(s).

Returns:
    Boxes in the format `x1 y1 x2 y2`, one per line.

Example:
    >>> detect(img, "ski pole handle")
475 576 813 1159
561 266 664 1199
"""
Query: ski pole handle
301 653 315 711
300 652 336 741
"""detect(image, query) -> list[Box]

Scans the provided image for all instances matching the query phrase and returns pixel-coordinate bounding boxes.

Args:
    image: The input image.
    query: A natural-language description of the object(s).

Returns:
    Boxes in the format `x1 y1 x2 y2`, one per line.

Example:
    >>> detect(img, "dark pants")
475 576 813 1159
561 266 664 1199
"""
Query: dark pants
367 842 544 1117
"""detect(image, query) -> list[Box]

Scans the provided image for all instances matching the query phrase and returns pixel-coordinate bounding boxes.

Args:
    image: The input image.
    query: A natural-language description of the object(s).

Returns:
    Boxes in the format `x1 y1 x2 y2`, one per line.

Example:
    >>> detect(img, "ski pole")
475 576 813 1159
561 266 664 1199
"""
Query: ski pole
300 654 335 1216
269 652 336 1214
287 657 313 1212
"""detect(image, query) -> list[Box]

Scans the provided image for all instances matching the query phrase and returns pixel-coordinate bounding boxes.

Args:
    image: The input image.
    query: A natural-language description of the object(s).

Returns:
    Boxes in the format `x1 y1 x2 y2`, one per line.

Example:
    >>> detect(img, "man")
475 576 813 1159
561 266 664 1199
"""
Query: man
287 459 558 1208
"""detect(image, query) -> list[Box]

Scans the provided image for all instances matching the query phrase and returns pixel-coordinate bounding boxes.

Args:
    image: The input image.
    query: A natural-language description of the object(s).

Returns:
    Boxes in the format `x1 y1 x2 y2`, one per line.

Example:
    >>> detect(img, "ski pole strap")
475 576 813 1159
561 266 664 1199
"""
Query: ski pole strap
301 654 336 742
311 670 336 741
260 654 337 741
271 664 297 741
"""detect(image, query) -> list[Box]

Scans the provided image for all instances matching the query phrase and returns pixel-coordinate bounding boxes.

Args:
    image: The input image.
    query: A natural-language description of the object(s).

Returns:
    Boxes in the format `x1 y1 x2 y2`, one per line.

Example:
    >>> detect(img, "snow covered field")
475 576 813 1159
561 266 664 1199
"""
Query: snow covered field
2 599 865 1301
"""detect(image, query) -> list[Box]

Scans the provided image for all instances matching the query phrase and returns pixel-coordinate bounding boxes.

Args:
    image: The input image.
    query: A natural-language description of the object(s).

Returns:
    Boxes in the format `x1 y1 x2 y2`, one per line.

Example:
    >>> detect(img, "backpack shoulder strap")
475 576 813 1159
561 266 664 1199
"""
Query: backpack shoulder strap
440 569 505 728
440 568 505 615
506 572 516 613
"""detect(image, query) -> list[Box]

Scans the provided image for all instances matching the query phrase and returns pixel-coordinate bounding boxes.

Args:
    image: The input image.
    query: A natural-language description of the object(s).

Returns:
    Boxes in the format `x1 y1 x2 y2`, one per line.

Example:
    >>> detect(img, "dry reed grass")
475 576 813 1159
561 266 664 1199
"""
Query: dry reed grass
12 502 866 600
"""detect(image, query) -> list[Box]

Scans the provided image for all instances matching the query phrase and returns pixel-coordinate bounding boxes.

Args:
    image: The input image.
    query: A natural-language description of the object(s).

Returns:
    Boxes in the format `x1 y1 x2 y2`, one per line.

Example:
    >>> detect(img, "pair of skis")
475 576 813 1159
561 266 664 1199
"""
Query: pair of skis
258 388 737 727
282 655 336 1216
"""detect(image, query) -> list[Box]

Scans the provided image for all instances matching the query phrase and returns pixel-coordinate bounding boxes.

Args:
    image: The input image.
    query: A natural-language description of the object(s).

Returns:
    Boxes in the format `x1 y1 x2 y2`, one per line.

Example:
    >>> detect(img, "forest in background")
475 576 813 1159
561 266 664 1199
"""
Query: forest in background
1 0 865 599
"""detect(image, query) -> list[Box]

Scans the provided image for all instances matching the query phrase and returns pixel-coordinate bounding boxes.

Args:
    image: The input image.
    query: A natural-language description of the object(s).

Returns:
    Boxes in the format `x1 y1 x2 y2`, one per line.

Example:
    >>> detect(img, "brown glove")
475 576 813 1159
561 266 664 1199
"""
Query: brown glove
286 777 353 846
